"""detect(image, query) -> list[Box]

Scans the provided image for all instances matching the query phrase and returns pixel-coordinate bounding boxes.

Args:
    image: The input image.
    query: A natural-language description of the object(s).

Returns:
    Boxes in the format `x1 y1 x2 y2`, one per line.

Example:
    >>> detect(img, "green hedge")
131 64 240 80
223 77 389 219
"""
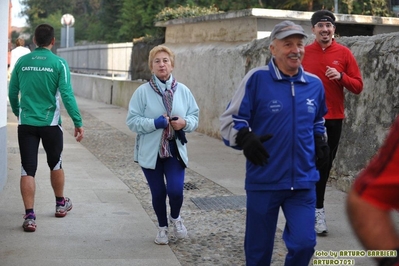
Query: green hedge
155 5 223 22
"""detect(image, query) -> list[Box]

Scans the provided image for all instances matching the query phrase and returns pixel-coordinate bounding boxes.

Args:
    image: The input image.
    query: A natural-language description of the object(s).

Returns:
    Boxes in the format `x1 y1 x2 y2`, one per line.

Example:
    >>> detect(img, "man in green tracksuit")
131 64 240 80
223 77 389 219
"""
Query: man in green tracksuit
8 23 84 232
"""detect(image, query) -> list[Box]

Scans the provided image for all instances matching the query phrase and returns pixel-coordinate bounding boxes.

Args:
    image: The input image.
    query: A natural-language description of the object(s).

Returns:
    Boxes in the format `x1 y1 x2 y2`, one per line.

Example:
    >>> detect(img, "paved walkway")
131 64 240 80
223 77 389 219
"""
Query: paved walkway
1 97 375 265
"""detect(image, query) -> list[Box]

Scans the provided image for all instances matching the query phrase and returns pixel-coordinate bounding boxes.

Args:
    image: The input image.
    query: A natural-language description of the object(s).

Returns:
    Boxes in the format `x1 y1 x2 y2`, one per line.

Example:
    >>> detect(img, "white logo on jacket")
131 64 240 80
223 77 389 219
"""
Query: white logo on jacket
306 98 316 113
306 99 315 106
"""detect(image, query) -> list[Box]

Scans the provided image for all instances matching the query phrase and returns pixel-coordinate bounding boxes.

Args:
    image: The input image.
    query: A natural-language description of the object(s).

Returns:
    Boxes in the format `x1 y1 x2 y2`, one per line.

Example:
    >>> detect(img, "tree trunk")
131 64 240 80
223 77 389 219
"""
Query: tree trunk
307 1 313 11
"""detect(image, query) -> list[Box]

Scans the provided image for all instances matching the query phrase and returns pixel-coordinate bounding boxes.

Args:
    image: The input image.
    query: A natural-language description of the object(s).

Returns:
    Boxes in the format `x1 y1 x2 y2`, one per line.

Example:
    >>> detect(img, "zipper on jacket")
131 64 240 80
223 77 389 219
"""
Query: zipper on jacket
291 81 296 190
291 82 295 97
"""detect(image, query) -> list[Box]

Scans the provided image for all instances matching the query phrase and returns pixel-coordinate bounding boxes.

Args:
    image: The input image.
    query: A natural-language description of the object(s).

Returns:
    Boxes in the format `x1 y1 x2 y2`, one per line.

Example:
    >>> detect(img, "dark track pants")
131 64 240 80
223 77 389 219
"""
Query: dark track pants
316 119 343 208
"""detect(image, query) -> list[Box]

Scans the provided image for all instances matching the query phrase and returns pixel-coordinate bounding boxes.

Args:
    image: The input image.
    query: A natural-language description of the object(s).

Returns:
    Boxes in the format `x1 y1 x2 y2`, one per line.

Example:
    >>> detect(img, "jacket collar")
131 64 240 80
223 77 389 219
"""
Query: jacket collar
269 58 307 83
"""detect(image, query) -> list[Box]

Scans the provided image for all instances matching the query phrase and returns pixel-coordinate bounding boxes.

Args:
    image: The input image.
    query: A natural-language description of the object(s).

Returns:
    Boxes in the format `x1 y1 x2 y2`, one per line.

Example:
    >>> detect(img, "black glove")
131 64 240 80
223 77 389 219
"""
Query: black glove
175 130 187 145
170 117 187 145
236 127 273 166
315 135 330 169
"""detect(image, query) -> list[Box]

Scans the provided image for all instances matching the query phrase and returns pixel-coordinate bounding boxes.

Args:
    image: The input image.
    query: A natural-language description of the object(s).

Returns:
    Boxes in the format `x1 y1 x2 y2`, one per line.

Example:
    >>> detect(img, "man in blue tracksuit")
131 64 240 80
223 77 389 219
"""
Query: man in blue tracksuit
220 21 329 266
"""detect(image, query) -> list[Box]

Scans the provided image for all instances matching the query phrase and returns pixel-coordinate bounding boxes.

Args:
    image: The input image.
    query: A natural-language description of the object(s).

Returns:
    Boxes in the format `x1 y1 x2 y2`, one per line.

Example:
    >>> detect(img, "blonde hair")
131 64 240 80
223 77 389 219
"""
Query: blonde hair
15 37 25 47
148 45 175 70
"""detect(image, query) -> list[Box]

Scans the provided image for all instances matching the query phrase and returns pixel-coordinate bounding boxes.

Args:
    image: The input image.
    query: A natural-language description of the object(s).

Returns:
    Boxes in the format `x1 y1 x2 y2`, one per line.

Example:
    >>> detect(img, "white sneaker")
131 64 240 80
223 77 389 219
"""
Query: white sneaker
315 208 328 235
169 215 187 239
155 226 169 245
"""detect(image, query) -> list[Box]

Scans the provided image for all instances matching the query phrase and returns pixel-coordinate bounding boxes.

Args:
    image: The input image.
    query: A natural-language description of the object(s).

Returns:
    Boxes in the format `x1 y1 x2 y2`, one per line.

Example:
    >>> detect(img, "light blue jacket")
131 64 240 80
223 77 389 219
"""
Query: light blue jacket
126 75 199 169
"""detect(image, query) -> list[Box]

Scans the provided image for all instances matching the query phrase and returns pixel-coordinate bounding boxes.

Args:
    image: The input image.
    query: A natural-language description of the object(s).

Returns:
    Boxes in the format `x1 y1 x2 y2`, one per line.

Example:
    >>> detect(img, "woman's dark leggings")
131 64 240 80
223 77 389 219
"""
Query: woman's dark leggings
141 141 185 227
316 119 343 208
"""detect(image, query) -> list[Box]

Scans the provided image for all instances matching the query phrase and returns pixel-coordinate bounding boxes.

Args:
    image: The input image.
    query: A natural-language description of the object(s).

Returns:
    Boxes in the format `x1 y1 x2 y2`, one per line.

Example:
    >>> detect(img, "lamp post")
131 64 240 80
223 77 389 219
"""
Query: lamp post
61 14 75 48
334 0 338 13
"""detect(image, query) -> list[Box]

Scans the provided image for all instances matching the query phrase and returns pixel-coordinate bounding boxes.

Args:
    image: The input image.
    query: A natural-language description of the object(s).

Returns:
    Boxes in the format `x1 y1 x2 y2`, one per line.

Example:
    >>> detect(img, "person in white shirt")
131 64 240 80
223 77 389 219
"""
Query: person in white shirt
9 37 31 76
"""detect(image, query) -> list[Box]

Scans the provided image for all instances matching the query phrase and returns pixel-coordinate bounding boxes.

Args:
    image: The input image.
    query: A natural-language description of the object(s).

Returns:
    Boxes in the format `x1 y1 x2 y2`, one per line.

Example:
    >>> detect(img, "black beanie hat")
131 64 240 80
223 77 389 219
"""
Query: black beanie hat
311 10 336 26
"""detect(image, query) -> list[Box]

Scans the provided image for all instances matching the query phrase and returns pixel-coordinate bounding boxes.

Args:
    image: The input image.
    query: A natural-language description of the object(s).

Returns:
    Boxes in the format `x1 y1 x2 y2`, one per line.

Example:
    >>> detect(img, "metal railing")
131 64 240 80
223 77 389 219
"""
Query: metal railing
57 42 133 79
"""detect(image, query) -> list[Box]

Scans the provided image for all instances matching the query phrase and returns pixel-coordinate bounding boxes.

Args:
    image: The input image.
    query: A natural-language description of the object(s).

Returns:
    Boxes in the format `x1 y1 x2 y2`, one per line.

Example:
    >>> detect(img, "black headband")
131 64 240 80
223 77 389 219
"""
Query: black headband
311 11 336 26
316 16 335 25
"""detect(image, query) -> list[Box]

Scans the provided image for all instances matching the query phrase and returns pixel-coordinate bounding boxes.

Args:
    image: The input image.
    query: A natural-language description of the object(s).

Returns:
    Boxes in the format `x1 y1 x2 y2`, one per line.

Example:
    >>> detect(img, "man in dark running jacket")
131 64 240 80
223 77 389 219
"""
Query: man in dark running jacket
8 24 84 232
220 21 328 266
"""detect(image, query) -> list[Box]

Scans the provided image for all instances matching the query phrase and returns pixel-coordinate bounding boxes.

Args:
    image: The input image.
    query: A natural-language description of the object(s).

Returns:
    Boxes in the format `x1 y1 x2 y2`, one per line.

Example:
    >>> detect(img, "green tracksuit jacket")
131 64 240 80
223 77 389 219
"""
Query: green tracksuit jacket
8 47 82 127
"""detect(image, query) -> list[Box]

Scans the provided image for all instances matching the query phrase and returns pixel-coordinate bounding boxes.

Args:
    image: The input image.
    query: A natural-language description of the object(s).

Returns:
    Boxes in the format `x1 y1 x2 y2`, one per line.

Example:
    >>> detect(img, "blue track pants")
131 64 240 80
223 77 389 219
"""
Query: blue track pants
245 189 316 266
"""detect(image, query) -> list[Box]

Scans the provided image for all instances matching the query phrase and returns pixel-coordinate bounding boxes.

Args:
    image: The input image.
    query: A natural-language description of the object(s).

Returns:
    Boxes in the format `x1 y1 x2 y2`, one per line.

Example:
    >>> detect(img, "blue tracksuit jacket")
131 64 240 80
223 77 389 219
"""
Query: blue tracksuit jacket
220 58 328 191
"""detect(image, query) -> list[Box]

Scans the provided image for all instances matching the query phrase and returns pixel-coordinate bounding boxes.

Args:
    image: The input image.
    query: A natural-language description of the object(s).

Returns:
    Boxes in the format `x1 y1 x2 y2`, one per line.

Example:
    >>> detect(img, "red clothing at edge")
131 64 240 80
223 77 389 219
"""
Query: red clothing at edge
302 39 363 119
353 115 399 210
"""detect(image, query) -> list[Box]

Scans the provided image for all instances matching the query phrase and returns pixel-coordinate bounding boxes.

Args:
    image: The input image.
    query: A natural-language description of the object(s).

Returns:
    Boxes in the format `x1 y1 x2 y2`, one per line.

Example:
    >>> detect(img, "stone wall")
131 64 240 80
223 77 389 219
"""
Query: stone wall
333 33 399 190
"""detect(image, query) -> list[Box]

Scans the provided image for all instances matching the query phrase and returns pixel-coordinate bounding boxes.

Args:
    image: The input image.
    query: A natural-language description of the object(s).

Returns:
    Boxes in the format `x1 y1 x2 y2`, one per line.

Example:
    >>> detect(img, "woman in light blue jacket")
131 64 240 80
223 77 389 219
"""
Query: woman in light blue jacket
126 45 199 245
